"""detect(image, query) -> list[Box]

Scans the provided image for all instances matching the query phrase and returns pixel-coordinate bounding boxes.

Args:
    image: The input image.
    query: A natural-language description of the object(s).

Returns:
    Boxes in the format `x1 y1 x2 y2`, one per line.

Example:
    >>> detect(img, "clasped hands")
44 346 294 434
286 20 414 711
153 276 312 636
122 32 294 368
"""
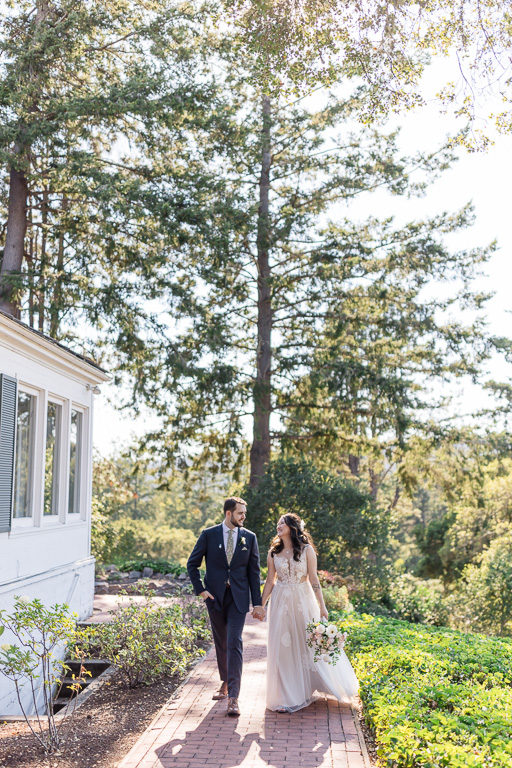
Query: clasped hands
200 591 266 621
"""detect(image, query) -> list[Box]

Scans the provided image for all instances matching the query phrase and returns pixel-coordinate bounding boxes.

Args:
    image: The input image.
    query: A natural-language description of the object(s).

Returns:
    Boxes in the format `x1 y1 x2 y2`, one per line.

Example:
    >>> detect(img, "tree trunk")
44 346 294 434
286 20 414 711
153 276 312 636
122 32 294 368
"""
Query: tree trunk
0 161 28 318
249 94 272 487
348 454 360 477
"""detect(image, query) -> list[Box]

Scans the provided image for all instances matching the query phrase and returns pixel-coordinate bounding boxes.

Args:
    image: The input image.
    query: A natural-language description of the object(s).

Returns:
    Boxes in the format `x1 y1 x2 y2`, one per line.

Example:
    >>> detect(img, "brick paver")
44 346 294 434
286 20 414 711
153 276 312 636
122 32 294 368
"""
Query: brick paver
118 616 369 768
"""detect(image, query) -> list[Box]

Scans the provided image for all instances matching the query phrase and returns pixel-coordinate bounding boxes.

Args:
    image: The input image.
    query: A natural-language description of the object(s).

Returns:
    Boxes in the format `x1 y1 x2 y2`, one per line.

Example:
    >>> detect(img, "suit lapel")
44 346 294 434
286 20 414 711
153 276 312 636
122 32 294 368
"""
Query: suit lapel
216 524 229 566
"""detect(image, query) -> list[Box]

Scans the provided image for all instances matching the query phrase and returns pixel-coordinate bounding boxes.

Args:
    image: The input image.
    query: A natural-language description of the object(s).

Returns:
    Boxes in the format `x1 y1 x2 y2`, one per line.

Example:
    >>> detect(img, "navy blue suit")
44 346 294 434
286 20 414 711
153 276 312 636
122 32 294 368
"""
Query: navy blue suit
187 524 262 697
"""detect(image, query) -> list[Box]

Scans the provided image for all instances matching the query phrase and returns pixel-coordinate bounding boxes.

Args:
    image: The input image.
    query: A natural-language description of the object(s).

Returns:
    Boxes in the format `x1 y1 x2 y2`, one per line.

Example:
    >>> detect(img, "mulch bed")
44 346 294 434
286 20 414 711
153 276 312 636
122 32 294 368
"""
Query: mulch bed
353 698 380 767
0 671 183 768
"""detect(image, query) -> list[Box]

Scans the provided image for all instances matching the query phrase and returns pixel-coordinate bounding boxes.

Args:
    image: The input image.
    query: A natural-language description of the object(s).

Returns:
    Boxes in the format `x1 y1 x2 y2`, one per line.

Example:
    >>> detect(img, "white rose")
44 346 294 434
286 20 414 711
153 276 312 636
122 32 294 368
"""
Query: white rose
1 643 11 651
17 596 31 604
321 653 330 662
315 624 326 635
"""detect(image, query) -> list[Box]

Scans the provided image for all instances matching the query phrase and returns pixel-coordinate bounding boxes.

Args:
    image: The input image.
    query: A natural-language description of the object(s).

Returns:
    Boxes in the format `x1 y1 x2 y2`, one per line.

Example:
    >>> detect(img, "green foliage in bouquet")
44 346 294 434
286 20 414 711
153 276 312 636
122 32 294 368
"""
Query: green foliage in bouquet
332 612 512 767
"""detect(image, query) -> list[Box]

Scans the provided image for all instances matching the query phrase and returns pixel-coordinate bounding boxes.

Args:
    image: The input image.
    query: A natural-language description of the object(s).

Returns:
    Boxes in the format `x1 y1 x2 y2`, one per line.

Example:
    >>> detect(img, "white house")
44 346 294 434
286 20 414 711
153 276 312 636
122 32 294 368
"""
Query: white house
0 310 108 715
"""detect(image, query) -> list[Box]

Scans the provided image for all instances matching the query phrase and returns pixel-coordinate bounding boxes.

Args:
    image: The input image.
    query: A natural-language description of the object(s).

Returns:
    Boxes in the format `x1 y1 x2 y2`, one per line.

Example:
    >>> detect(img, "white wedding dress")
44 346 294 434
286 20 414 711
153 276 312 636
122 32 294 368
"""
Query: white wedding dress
266 547 359 712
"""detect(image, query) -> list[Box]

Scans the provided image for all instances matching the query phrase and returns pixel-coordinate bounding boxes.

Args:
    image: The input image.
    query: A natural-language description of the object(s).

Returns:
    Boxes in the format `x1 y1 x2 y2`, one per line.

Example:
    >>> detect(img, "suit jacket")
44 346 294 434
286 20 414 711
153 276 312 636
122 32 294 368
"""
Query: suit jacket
187 524 262 613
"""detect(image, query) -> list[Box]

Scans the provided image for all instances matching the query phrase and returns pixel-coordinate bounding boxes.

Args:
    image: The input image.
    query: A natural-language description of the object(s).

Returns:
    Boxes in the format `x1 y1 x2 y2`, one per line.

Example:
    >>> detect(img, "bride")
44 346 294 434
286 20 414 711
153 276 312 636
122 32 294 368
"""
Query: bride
260 513 359 713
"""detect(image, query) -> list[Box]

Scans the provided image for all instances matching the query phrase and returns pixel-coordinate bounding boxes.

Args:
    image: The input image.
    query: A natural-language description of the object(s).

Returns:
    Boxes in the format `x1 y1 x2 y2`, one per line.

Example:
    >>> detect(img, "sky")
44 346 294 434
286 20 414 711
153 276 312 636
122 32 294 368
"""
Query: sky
93 60 512 456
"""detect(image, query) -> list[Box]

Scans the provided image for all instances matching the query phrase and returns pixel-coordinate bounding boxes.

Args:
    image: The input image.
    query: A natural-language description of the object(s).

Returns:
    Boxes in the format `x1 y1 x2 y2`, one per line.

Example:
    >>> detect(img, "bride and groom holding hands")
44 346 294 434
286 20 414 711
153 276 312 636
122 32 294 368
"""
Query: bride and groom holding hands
187 496 358 717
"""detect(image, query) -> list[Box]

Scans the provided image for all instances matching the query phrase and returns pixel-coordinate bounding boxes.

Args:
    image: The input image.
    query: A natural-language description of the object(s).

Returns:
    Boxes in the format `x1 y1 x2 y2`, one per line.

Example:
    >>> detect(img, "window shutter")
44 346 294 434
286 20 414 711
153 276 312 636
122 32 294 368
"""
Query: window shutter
0 374 17 533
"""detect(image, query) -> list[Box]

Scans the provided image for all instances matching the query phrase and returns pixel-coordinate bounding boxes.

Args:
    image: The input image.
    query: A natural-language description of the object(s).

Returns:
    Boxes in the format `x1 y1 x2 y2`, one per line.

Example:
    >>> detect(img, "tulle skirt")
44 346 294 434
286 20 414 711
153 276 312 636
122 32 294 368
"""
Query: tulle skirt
266 580 359 712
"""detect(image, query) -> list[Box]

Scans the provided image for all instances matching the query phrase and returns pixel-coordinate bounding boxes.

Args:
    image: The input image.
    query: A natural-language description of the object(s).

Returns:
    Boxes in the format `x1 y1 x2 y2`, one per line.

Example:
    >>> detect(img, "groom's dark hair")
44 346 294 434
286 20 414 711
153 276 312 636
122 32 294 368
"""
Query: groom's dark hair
224 496 246 514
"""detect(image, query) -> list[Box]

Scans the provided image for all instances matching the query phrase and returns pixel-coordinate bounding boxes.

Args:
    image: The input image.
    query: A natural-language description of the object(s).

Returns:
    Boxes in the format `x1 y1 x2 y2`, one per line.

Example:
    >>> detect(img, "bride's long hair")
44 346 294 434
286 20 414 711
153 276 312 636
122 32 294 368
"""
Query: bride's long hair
270 513 316 562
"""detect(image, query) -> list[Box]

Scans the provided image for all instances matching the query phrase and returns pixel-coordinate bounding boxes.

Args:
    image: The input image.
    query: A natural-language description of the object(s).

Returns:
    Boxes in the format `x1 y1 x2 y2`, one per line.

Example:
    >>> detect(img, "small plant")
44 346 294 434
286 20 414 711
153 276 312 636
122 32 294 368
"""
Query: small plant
0 597 86 755
74 591 210 688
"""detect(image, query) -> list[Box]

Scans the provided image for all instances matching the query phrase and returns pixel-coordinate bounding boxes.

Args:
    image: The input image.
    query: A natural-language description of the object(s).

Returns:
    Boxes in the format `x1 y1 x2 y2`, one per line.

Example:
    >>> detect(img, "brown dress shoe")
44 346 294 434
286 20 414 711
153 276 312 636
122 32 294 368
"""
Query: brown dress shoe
212 683 228 700
227 697 240 717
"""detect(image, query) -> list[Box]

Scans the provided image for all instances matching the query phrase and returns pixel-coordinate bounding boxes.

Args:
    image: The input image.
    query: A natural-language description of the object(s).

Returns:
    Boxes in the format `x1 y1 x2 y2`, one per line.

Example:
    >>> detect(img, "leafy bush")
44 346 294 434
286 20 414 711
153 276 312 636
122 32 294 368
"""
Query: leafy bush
0 598 86 754
323 585 353 613
332 612 512 767
91 497 118 564
389 573 448 626
446 532 512 636
74 594 209 688
113 557 187 576
92 517 197 566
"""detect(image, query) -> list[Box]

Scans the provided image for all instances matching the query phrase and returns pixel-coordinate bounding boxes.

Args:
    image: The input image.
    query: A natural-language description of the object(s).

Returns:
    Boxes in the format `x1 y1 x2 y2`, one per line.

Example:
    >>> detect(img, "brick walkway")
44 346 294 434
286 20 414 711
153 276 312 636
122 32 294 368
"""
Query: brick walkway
118 616 369 768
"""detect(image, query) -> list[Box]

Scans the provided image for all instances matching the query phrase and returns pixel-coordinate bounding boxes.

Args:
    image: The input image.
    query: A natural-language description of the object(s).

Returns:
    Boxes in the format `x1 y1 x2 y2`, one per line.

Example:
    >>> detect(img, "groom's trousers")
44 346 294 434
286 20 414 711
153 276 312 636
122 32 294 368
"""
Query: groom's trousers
206 587 246 698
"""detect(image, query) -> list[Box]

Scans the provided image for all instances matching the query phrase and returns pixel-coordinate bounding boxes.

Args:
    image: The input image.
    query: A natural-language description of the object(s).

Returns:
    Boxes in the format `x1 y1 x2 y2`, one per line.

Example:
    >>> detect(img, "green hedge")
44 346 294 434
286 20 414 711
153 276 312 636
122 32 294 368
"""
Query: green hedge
112 557 187 575
333 612 512 767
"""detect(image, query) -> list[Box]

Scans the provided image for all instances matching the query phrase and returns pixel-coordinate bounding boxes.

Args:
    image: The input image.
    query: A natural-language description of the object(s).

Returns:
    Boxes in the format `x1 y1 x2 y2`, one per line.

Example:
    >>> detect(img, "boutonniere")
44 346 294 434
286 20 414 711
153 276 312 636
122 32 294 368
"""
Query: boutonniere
240 536 247 550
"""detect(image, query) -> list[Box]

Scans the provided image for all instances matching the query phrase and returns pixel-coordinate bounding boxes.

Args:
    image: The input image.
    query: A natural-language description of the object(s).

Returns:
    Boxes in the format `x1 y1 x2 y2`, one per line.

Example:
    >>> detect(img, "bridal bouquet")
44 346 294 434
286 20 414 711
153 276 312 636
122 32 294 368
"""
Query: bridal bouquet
306 620 347 665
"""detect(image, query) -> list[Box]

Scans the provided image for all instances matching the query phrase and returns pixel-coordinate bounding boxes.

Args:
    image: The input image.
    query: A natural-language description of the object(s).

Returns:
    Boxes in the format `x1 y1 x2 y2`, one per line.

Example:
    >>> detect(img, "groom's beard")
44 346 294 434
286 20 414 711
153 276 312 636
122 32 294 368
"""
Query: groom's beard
229 515 243 528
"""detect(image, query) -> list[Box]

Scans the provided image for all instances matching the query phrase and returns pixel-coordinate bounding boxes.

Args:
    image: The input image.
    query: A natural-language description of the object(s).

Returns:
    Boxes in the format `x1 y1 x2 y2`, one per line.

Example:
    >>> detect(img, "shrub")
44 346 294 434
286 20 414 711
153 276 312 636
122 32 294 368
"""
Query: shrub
389 573 448 626
446 532 512 636
91 513 197 567
91 497 117 564
333 612 512 768
323 585 353 613
113 557 187 576
0 598 86 755
74 593 209 688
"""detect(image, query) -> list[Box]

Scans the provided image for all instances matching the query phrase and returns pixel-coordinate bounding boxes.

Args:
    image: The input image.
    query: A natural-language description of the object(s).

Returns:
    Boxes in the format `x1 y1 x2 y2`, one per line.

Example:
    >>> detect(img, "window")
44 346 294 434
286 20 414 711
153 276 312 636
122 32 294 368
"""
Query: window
13 391 36 519
44 401 62 516
68 408 83 515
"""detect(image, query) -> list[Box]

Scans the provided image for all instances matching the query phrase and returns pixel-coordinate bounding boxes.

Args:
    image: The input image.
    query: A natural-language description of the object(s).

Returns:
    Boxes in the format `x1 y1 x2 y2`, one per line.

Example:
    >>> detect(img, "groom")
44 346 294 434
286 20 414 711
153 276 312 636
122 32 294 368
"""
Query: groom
187 496 265 716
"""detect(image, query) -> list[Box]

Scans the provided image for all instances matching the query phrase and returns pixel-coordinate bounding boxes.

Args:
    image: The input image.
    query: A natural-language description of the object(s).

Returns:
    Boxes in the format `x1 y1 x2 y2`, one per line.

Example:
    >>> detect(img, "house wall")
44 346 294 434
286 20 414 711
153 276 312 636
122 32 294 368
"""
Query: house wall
0 315 108 715
0 557 95 716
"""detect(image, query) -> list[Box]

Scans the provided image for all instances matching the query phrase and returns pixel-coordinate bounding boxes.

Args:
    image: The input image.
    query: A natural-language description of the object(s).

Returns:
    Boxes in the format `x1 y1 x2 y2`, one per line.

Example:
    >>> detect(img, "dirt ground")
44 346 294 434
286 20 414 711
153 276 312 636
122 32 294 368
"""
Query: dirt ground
0 671 183 768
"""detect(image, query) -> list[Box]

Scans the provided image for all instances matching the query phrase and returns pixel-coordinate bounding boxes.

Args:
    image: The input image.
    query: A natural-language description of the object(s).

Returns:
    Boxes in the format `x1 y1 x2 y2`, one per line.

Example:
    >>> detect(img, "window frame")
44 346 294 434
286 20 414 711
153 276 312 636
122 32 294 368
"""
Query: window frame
11 384 40 528
67 404 87 520
42 394 67 525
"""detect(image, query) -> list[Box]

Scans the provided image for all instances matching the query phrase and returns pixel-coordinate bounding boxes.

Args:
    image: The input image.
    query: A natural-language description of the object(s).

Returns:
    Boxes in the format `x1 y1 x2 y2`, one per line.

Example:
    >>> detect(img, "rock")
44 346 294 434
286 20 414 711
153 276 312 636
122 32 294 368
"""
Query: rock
107 571 122 581
153 572 165 580
142 567 154 578
119 572 129 579
105 564 119 573
128 570 142 579
178 572 188 581
95 582 109 595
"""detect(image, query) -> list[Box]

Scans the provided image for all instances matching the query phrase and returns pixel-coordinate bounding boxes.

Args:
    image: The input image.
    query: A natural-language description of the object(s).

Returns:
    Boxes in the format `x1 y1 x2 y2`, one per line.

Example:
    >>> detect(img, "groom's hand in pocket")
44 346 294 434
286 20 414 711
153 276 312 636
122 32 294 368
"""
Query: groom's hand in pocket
200 590 214 601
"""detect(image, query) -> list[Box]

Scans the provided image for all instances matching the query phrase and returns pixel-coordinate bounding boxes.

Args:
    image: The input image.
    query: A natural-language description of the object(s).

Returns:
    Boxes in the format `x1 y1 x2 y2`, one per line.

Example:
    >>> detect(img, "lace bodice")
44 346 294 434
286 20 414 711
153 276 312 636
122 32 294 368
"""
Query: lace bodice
273 547 309 585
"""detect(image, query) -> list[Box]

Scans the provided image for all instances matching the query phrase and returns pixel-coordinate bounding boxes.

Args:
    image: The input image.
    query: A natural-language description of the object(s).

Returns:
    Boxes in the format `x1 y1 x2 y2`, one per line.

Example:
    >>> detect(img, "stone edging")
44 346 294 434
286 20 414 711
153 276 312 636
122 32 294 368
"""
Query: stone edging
351 702 372 768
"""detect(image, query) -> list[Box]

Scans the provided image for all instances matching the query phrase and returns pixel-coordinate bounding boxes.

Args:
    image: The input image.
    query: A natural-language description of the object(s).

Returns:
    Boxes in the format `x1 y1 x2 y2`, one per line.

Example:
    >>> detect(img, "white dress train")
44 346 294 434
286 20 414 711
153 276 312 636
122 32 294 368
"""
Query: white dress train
266 547 359 712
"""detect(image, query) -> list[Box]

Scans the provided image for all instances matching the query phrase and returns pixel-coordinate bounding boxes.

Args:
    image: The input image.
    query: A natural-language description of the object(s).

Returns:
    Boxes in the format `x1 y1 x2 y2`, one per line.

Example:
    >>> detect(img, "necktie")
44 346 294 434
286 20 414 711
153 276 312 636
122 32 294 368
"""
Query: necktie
226 529 235 565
